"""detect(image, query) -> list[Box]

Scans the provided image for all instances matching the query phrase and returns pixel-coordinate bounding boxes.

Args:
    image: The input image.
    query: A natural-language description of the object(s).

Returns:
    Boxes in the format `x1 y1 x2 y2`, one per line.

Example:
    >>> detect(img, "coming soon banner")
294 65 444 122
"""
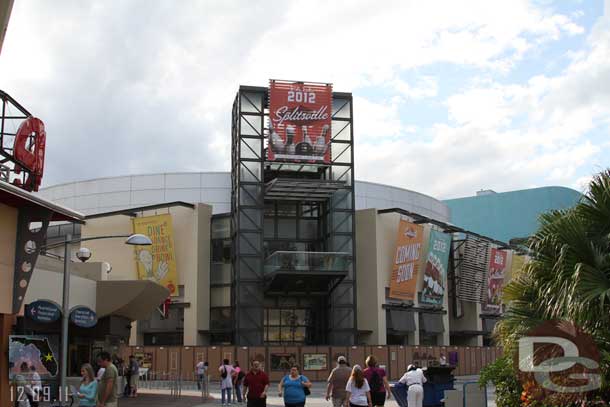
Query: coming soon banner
389 218 424 301
133 214 179 296
421 230 452 305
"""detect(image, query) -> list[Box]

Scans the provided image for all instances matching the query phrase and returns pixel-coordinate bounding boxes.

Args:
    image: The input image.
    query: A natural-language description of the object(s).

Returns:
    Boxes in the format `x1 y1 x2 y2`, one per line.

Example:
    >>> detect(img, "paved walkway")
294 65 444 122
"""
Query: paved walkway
117 394 209 406
128 378 496 407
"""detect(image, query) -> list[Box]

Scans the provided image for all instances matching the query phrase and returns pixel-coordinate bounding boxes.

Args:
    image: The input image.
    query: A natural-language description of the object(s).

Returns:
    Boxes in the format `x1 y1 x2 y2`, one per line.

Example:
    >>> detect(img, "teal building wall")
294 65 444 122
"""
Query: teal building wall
444 186 581 243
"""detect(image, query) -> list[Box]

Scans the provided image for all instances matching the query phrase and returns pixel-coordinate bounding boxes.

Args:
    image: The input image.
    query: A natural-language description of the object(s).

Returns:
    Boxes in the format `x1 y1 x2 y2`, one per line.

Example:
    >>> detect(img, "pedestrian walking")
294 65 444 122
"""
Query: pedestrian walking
96 351 119 407
196 360 208 390
326 356 351 407
345 365 372 407
398 364 427 407
363 356 391 407
95 356 105 382
128 355 140 397
278 365 311 407
76 363 98 407
243 360 269 407
233 361 245 403
219 358 236 406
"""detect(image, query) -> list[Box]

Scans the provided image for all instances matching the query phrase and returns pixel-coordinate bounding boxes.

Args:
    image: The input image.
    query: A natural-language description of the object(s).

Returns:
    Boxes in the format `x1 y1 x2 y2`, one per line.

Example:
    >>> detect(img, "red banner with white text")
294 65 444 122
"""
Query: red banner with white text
485 248 507 312
268 80 332 163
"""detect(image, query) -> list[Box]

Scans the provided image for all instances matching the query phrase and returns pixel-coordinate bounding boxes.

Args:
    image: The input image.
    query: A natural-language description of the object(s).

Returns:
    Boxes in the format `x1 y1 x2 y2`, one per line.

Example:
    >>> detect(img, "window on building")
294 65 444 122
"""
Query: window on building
210 307 233 331
263 308 310 344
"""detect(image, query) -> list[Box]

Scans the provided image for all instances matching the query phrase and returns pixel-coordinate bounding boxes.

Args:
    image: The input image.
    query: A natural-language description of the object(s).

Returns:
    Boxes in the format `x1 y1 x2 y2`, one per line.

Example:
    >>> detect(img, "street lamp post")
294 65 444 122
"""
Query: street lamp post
42 233 152 405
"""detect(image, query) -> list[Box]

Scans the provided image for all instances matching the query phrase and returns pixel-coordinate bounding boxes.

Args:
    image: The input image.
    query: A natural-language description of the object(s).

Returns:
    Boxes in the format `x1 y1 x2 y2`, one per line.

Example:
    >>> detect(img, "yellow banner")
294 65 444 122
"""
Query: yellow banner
133 214 178 296
389 218 424 301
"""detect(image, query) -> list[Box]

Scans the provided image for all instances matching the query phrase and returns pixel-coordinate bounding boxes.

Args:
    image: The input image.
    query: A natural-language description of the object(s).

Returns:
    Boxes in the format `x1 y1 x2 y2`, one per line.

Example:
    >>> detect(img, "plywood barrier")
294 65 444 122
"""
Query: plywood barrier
120 344 503 381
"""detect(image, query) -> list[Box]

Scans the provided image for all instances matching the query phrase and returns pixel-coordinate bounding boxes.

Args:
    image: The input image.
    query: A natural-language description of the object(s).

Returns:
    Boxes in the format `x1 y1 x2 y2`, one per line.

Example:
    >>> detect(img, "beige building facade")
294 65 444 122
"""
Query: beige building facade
81 202 213 346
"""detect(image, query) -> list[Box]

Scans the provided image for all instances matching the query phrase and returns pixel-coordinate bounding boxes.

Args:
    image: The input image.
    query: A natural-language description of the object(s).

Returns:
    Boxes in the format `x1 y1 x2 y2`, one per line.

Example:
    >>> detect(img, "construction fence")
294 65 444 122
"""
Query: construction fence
119 344 503 383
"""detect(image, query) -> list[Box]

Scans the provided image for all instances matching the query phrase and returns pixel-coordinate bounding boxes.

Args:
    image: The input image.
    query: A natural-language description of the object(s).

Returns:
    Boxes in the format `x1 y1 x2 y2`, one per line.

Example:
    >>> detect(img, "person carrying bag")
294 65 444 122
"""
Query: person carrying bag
278 365 311 407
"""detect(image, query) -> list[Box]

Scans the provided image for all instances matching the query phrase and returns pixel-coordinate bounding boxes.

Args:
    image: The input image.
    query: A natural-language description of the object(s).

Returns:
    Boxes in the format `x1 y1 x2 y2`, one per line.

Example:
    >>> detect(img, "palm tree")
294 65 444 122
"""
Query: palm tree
498 170 610 388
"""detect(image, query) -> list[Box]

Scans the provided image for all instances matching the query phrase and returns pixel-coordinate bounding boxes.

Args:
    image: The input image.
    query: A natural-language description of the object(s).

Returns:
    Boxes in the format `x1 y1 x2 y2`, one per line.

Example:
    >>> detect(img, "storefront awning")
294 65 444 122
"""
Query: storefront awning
482 317 499 334
265 178 346 201
96 280 169 321
387 309 416 332
0 180 84 222
420 313 445 333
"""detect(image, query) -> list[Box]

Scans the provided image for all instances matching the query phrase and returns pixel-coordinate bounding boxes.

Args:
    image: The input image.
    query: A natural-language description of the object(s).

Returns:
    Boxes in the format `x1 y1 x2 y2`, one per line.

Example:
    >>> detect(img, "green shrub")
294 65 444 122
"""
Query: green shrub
479 354 521 407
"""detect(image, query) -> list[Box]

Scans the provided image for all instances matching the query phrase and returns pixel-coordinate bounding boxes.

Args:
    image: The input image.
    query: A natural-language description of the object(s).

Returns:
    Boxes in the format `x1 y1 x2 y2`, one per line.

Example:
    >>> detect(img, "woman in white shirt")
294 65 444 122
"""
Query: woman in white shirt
398 365 427 407
345 365 372 407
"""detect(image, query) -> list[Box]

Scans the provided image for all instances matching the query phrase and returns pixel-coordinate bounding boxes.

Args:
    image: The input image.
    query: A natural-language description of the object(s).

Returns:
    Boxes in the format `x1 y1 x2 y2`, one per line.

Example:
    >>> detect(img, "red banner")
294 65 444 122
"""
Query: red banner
486 248 507 312
268 80 332 163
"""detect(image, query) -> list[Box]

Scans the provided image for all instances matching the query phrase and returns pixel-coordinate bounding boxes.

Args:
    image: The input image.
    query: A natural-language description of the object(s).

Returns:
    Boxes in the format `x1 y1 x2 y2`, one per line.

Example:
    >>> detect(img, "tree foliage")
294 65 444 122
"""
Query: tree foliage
485 170 610 404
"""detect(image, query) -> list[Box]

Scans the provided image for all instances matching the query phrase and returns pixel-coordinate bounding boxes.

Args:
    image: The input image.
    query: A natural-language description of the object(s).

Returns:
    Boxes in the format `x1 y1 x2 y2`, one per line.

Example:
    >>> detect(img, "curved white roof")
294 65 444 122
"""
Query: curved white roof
38 172 450 221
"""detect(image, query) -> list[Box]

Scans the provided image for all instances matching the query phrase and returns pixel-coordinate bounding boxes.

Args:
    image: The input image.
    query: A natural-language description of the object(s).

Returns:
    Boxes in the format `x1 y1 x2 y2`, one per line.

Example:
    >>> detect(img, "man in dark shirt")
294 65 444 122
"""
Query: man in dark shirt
243 360 270 407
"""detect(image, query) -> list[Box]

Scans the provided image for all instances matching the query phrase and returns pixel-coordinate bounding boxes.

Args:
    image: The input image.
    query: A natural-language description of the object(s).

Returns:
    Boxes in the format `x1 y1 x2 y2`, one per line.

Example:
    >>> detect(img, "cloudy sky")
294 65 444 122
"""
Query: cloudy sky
1 0 609 199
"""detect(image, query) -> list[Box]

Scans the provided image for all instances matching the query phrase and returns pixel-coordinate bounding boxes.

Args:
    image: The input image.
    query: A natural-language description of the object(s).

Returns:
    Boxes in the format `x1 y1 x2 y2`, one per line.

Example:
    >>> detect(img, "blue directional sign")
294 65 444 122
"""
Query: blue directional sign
25 300 61 323
69 306 97 328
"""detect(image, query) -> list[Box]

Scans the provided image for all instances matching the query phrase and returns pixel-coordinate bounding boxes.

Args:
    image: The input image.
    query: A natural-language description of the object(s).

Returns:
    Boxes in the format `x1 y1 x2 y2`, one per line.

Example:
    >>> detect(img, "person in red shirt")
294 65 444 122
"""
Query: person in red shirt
243 360 270 407
363 355 391 407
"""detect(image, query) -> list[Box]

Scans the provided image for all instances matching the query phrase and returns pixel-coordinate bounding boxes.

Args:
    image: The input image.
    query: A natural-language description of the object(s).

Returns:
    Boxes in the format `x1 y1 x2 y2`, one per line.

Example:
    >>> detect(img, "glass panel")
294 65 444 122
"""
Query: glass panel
299 219 318 239
264 251 352 274
331 167 352 185
332 99 351 119
300 203 320 218
239 161 261 182
277 202 297 216
264 202 275 216
240 92 263 113
240 139 259 159
268 309 281 325
267 327 280 342
277 218 297 239
240 116 262 137
331 121 351 141
239 257 262 279
210 308 233 331
280 328 293 342
240 184 261 205
239 233 260 255
294 327 306 342
211 287 231 307
264 218 275 238
211 263 232 285
212 217 231 239
240 209 261 230
331 285 354 305
332 212 352 233
211 239 231 263
331 308 354 329
332 190 353 210
331 144 352 164
331 235 353 254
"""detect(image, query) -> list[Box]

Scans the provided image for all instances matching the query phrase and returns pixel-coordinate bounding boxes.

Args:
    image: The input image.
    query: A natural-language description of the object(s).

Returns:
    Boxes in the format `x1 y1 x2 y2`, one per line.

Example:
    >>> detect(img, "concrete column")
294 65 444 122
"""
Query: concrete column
475 303 484 346
411 312 420 345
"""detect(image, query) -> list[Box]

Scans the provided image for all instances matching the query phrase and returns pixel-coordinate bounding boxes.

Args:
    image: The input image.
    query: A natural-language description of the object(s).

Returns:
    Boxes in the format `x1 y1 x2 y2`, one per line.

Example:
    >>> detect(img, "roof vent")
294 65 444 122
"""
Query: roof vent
476 189 496 196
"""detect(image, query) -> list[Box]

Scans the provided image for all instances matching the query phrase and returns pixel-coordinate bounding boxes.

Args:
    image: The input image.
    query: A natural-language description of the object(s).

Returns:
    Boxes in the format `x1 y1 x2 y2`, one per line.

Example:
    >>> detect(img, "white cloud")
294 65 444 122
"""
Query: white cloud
0 0 592 198
354 10 609 198
391 77 438 100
